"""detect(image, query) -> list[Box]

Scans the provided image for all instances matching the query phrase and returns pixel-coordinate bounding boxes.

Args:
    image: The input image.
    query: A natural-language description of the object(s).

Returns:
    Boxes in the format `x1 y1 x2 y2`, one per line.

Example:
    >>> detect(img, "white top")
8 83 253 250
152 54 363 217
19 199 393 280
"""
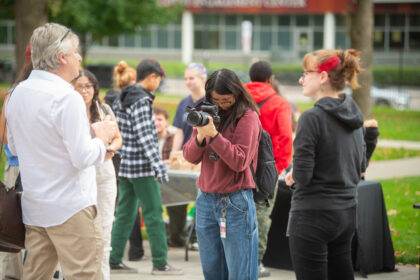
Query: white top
6 70 106 227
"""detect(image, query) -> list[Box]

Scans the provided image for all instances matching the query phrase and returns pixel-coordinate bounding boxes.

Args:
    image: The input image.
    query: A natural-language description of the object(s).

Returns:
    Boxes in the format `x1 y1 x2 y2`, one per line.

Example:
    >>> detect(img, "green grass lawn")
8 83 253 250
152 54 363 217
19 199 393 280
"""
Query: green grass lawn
371 147 420 162
380 176 420 265
295 102 420 142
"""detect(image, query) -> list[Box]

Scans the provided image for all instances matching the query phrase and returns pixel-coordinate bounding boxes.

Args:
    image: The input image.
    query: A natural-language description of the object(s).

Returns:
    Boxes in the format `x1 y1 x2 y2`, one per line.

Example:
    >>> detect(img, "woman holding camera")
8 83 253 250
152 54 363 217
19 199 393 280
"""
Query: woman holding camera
183 69 260 280
285 49 365 280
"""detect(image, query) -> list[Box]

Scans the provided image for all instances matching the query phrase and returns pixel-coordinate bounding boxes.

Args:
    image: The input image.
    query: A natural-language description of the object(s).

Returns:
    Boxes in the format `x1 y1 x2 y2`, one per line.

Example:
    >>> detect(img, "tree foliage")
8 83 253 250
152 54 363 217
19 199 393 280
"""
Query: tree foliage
48 0 182 61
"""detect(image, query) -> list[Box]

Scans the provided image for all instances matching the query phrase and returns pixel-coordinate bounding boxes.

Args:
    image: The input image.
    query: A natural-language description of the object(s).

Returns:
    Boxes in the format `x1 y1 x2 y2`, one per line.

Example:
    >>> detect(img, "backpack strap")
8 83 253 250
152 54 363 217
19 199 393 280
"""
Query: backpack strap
220 113 234 133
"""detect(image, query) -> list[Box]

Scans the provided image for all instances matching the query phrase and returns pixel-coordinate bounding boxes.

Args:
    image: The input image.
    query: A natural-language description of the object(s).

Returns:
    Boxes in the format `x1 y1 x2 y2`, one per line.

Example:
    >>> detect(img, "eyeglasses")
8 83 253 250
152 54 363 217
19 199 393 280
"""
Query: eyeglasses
211 98 234 106
76 84 93 91
60 29 72 44
300 70 318 81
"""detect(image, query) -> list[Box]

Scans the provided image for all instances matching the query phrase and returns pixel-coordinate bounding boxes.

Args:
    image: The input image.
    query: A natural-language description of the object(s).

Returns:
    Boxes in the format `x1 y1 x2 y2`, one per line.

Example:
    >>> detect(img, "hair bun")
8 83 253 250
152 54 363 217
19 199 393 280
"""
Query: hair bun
115 61 128 75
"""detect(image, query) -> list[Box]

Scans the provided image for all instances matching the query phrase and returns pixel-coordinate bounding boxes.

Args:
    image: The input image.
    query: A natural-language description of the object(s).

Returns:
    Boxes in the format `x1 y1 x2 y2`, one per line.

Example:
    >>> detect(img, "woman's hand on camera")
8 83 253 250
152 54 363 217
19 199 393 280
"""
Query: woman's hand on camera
196 117 218 138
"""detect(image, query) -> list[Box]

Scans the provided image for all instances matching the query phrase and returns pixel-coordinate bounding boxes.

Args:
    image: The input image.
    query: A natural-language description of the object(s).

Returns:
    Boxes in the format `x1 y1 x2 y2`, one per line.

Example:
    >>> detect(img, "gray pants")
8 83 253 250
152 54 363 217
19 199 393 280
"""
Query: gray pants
256 180 279 262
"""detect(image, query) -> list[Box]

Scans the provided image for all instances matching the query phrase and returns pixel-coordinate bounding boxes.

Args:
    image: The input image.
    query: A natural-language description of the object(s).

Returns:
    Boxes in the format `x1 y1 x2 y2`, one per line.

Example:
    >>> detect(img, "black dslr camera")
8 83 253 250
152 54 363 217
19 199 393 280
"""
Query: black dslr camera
186 102 221 127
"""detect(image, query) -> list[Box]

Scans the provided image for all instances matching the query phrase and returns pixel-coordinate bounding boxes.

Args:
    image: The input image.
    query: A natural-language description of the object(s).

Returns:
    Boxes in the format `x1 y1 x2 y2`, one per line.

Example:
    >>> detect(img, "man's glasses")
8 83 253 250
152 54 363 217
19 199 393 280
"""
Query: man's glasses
300 70 318 81
59 29 72 44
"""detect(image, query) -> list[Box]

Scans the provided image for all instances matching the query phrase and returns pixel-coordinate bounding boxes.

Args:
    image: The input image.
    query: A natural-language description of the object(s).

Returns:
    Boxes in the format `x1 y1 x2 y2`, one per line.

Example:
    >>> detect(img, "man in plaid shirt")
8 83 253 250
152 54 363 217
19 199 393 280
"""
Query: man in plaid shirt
110 59 183 275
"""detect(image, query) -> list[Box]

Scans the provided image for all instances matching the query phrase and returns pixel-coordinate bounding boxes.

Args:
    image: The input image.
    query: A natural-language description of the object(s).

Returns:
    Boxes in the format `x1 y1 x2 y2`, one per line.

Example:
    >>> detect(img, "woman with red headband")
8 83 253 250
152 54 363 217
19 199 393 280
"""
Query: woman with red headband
285 49 366 280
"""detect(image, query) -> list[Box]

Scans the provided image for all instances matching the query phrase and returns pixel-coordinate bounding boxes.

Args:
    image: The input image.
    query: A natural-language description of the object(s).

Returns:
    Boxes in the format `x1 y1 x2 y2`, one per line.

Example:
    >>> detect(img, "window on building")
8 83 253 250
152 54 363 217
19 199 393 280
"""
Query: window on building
277 31 291 50
314 31 323 50
194 14 203 25
108 36 119 47
243 15 255 24
124 35 135 47
375 14 386 27
278 15 291 26
374 31 385 50
157 29 168 48
208 14 220 25
194 30 220 49
174 30 181 49
225 15 237 26
409 14 420 27
409 32 420 50
0 26 7 44
296 15 309 26
225 31 237 50
335 31 347 49
313 15 324 28
335 14 346 27
261 15 272 26
140 34 152 48
390 14 405 27
389 30 404 49
260 31 272 50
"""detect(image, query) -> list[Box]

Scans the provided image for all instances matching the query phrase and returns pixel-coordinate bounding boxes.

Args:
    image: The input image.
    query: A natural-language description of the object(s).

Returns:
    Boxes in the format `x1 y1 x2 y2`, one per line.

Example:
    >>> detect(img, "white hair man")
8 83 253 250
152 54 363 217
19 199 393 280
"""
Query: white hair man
5 22 117 279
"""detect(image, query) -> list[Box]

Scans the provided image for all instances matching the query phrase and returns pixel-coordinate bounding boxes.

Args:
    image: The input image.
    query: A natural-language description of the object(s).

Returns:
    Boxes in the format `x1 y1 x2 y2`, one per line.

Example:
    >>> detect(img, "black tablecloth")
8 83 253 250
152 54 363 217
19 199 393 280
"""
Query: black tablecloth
263 180 395 276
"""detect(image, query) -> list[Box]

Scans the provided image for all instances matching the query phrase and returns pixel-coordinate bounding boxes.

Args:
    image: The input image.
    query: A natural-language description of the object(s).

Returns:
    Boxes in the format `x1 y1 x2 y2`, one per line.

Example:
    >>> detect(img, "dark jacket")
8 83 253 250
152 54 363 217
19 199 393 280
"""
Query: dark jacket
291 94 365 211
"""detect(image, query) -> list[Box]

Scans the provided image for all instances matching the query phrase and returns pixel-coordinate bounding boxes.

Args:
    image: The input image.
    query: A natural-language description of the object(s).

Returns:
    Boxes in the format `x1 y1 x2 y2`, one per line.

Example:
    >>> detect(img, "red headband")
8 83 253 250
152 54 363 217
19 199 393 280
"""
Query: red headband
25 43 31 62
317 56 340 72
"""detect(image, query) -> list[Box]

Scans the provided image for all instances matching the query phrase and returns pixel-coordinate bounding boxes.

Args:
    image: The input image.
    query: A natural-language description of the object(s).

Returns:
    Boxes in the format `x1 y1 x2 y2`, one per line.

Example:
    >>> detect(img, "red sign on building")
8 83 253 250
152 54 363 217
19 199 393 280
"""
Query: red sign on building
160 0 355 14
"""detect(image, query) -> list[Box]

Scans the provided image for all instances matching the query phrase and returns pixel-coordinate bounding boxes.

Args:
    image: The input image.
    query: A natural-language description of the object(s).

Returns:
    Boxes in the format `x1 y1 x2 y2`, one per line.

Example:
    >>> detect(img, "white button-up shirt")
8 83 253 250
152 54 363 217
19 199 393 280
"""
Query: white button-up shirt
6 70 106 227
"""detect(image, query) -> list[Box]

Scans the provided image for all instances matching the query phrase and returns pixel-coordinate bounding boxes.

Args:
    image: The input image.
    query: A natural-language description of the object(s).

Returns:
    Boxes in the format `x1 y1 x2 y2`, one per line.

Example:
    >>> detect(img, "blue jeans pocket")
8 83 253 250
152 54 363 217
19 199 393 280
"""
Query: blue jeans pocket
226 190 249 213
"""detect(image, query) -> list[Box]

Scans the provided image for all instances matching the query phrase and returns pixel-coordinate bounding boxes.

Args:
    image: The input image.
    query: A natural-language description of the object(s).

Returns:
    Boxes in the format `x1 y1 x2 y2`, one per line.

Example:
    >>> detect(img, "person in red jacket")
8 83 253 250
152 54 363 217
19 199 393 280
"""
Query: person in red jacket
245 60 293 277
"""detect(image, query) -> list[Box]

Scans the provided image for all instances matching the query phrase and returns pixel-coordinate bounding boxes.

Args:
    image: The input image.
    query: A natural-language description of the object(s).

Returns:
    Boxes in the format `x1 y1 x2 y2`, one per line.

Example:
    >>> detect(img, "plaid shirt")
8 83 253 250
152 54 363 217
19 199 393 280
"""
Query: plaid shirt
113 86 168 183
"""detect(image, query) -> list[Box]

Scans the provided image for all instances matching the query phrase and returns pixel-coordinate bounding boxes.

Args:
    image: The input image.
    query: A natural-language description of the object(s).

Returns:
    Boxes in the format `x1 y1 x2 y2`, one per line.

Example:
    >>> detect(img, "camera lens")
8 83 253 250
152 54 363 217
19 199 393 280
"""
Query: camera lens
186 111 210 127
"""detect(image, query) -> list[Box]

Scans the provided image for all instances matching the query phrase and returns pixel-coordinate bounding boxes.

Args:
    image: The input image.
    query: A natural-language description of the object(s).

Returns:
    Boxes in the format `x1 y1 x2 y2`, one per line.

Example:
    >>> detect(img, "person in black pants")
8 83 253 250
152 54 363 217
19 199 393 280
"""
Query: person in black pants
285 49 366 280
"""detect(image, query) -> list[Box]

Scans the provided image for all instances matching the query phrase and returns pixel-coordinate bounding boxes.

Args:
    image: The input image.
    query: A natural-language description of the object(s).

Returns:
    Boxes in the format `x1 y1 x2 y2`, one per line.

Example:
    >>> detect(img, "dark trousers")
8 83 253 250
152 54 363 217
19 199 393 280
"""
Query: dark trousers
129 212 144 259
166 204 188 246
288 207 356 280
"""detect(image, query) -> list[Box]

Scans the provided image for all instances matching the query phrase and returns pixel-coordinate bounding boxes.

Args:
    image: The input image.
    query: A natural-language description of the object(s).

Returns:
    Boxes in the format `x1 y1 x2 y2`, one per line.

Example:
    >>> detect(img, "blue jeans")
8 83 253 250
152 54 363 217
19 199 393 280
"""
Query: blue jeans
195 189 258 280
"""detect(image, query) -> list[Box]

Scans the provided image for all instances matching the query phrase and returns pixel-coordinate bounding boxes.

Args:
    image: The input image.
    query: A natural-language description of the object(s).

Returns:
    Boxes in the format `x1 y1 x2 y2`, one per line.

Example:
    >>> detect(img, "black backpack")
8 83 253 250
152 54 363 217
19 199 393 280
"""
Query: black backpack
220 96 278 207
251 96 279 207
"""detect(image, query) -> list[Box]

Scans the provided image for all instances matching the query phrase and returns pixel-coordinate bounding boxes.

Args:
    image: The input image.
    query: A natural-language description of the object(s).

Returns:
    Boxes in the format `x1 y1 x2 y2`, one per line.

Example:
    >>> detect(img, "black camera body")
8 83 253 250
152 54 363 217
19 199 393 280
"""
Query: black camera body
186 102 221 127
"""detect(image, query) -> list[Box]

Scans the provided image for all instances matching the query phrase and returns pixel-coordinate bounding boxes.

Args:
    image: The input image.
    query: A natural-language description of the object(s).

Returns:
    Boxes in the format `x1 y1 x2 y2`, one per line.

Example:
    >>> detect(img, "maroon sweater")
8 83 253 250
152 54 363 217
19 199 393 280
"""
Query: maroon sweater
183 110 260 193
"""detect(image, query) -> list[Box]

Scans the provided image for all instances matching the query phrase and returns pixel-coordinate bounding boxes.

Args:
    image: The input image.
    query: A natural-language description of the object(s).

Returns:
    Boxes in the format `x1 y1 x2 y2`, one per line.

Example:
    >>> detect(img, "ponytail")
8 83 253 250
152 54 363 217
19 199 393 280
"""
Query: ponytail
341 49 362 90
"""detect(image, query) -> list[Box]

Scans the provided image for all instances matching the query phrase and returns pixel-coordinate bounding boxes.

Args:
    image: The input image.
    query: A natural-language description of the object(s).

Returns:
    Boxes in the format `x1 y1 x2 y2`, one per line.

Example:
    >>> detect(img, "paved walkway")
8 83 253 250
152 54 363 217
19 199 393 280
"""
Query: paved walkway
110 140 420 280
110 241 418 280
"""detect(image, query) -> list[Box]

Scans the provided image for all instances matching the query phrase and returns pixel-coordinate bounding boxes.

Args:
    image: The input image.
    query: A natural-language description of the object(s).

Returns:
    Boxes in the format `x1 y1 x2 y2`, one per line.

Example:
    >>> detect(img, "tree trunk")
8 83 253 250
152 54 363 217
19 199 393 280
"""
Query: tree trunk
14 0 47 73
80 32 89 68
350 0 373 118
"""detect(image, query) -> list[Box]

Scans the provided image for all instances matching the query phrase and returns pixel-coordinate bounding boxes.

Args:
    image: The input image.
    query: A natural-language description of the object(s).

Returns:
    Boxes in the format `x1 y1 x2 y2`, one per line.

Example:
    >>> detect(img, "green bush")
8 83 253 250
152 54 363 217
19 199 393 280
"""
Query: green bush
372 65 420 86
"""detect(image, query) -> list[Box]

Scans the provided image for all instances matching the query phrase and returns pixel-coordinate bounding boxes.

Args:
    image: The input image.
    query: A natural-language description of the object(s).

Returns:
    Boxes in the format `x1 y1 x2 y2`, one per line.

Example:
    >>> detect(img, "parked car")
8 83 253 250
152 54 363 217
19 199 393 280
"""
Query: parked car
344 86 410 110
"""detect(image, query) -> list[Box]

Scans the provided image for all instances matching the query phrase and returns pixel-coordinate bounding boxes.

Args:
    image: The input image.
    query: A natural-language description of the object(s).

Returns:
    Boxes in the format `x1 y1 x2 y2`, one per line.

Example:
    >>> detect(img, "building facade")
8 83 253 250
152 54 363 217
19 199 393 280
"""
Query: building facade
0 0 419 64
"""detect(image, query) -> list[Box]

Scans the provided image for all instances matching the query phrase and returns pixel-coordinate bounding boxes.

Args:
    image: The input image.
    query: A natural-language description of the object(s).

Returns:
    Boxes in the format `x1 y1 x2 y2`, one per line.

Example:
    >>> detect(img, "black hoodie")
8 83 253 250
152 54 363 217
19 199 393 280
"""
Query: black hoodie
291 94 366 211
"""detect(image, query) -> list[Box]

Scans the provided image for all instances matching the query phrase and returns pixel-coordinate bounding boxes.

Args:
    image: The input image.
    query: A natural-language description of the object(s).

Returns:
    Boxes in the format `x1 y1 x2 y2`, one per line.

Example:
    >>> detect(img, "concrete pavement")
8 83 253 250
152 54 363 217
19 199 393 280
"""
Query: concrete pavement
110 241 419 280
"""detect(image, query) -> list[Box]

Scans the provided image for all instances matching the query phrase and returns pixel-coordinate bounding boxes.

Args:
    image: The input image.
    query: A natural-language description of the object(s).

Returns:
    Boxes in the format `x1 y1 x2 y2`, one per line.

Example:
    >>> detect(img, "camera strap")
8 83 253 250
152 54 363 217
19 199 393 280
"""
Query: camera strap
209 113 233 162
220 113 234 134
